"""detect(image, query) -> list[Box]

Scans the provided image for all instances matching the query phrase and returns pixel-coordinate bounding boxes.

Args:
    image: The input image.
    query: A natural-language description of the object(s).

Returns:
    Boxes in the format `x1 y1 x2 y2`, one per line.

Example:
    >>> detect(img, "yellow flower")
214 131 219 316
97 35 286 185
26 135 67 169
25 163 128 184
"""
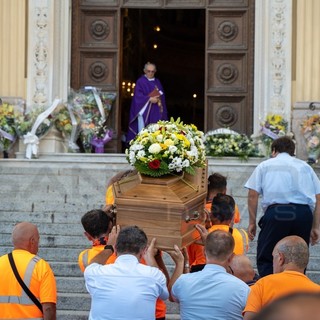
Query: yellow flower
164 139 174 146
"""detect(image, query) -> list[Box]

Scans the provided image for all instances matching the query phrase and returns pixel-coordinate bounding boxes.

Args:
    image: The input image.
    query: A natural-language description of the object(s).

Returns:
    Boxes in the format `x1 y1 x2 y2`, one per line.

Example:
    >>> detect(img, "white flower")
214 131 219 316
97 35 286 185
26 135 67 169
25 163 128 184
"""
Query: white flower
131 143 144 151
148 143 162 154
156 134 163 142
129 151 136 164
168 145 178 153
137 150 146 158
182 159 190 168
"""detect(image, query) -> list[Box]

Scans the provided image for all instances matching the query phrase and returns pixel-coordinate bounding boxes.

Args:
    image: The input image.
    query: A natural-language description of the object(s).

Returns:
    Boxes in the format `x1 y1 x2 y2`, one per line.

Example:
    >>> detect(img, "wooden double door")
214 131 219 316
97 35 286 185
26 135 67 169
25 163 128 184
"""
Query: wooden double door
71 0 255 153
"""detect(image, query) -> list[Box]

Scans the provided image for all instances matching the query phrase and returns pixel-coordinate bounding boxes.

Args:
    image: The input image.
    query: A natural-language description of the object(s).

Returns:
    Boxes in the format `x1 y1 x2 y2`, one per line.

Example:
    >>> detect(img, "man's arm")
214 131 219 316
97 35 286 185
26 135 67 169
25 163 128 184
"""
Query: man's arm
167 245 184 302
247 189 259 241
311 194 320 245
42 302 56 320
89 225 119 265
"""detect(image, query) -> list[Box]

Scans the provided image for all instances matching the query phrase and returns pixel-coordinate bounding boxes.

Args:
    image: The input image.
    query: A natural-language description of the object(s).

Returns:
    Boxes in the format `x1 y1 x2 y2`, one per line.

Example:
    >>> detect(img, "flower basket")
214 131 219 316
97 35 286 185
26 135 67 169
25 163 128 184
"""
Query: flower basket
301 114 320 164
260 114 289 156
68 87 116 153
15 99 62 159
125 118 206 177
204 128 261 160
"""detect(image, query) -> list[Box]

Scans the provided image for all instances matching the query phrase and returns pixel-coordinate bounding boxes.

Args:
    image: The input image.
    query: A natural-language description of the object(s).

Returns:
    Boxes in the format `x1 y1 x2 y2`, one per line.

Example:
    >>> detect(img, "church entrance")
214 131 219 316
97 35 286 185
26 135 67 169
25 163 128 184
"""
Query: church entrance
121 9 205 139
71 1 255 153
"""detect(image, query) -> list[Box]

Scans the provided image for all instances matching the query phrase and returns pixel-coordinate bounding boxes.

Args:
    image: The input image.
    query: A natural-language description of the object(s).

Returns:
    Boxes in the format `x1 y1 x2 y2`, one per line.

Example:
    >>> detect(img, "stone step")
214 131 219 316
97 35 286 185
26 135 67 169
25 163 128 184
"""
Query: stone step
58 292 91 310
57 310 89 320
56 276 86 293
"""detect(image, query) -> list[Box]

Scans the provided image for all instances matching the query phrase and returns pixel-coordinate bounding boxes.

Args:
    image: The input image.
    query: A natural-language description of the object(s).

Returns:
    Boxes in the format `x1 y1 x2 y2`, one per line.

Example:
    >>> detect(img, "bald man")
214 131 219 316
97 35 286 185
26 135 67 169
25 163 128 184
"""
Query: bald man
243 236 320 320
229 254 257 286
0 222 57 319
252 292 320 320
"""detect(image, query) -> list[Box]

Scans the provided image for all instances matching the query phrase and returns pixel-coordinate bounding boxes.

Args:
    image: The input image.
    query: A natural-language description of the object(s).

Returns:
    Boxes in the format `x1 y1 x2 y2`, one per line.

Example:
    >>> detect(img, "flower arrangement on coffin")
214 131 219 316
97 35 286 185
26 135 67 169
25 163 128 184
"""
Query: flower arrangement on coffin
301 114 320 164
0 103 23 152
204 128 261 160
69 87 116 153
260 114 289 156
125 118 206 177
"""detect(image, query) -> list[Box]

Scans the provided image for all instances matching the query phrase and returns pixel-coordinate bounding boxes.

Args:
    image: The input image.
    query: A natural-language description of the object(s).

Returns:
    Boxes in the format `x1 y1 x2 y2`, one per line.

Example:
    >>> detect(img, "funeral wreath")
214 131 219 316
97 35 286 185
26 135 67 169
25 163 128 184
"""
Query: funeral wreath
126 118 206 177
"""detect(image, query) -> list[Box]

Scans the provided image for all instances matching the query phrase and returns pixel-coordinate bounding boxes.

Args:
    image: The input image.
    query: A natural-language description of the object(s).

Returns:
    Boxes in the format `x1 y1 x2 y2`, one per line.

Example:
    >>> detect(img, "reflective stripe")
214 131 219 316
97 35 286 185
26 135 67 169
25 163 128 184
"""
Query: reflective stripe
238 228 249 253
0 255 41 306
82 250 89 269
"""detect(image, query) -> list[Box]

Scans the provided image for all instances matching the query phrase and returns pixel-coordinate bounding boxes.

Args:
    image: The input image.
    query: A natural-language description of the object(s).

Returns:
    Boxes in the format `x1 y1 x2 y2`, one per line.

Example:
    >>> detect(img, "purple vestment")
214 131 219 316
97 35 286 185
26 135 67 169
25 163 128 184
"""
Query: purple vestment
126 75 168 143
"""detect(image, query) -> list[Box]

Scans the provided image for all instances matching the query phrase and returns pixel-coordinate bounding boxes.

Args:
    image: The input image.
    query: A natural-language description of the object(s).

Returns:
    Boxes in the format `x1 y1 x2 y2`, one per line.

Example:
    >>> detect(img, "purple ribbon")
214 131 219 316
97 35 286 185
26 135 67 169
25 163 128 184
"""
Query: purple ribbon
91 130 113 153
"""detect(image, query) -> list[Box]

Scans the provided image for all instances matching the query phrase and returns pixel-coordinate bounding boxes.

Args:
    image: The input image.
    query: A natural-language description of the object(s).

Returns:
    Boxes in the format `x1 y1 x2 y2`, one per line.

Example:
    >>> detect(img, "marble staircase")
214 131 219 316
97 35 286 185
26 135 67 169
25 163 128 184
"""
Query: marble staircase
0 154 319 319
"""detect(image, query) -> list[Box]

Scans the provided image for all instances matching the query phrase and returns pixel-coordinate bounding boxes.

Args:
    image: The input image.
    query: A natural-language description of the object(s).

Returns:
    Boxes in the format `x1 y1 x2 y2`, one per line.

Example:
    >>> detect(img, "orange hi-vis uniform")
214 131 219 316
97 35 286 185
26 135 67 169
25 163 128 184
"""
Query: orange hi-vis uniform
78 244 166 319
244 270 320 314
188 224 249 266
106 185 114 205
0 249 57 319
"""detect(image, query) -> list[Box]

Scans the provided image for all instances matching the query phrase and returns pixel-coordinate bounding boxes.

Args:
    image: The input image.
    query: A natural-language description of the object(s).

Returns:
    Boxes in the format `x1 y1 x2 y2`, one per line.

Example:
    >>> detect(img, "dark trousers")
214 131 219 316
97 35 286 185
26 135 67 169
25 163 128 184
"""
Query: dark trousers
257 203 313 277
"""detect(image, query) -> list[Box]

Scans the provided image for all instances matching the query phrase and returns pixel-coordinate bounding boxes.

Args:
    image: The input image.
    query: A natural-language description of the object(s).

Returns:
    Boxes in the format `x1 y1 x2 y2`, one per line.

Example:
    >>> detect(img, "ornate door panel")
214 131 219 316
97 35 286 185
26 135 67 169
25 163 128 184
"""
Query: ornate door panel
71 0 255 152
205 0 254 134
71 0 121 152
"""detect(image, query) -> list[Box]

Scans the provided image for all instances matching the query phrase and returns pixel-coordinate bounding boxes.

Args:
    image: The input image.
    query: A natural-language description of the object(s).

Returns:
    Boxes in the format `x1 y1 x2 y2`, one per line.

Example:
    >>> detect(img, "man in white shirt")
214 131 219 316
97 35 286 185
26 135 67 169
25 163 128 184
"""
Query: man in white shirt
84 225 169 320
245 136 320 277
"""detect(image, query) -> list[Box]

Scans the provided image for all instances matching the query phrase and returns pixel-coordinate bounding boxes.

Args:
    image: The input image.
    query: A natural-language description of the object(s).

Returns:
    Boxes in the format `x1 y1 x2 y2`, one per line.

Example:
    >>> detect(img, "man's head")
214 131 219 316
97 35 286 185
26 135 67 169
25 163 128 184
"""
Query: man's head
210 193 235 224
207 173 227 199
252 292 320 320
271 136 295 156
81 208 114 240
115 225 148 257
205 230 235 266
229 254 256 283
12 222 40 254
144 62 157 79
272 235 309 274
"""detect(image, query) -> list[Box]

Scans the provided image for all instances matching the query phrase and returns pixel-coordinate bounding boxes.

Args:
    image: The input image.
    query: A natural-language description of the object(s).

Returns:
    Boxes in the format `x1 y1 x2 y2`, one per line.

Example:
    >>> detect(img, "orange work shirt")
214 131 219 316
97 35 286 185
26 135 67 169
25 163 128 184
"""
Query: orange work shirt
244 270 320 314
0 249 57 319
188 224 249 266
78 245 166 319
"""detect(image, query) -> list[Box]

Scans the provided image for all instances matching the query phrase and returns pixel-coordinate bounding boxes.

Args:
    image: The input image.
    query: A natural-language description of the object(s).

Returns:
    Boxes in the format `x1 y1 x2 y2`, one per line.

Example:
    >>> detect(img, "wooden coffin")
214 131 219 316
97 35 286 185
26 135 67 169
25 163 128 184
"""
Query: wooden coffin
113 167 207 250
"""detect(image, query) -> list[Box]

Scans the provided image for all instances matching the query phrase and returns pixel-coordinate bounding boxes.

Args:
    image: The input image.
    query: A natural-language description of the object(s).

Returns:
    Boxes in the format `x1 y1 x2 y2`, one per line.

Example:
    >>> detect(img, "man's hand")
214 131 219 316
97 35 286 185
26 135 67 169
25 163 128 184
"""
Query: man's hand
143 238 159 267
310 227 320 245
149 96 159 104
248 223 257 241
195 224 208 244
107 225 120 247
167 245 185 266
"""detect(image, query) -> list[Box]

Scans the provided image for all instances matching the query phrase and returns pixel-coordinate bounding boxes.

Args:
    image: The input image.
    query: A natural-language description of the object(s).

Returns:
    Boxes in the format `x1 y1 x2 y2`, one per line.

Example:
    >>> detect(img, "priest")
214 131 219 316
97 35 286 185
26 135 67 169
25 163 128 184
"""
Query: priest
126 62 168 144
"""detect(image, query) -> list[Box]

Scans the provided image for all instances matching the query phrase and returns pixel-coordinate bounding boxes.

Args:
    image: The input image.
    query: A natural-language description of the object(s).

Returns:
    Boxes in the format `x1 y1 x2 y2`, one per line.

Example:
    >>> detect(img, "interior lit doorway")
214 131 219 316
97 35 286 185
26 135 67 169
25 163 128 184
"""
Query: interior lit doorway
121 9 205 143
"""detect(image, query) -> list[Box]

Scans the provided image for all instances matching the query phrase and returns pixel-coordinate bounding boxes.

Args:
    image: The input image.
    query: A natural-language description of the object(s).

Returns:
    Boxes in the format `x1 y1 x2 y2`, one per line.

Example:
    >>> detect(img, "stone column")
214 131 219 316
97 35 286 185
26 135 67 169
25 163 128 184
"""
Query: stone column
26 0 71 108
254 0 292 133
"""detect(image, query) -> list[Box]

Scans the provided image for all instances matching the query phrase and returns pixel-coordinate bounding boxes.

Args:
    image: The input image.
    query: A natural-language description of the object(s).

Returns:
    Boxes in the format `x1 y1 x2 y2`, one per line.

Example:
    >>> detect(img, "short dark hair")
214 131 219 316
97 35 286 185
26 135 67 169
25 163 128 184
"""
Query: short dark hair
271 136 295 156
81 209 113 238
205 230 235 261
115 226 148 255
211 193 235 222
208 173 227 192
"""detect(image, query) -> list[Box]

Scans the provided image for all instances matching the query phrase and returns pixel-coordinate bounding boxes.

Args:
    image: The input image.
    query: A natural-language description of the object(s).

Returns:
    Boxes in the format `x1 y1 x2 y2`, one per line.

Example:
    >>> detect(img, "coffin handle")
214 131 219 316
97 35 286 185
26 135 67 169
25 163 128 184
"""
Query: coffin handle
185 211 200 223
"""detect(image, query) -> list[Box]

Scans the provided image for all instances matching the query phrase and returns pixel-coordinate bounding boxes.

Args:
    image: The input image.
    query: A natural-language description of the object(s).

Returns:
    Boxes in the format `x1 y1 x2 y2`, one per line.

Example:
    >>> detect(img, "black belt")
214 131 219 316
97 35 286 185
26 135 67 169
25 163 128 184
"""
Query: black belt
267 203 309 210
